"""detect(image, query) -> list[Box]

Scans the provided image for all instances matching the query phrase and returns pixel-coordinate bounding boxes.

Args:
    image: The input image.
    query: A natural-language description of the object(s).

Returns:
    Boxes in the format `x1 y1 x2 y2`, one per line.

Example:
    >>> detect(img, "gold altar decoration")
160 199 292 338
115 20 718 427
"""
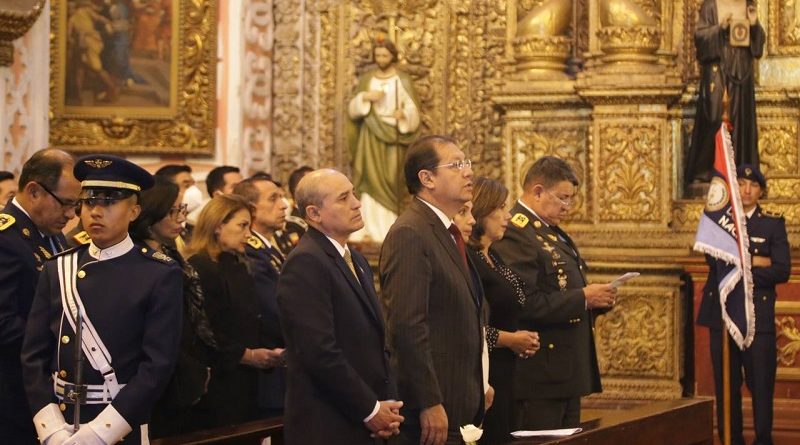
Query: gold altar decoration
513 0 573 76
48 0 216 155
0 0 45 67
596 0 660 64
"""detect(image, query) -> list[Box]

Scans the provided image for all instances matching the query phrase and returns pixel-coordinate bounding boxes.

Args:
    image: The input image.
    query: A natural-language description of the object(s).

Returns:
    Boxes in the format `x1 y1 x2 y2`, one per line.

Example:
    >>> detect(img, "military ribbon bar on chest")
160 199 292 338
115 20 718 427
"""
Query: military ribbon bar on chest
55 252 126 412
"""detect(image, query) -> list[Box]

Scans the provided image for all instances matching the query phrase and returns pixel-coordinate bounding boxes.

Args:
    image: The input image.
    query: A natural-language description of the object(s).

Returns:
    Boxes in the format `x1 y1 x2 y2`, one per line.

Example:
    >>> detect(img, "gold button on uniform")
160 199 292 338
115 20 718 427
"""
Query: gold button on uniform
141 248 147 253
59 403 66 412
548 343 555 349
77 270 86 279
59 370 67 378
61 336 70 344
762 296 767 301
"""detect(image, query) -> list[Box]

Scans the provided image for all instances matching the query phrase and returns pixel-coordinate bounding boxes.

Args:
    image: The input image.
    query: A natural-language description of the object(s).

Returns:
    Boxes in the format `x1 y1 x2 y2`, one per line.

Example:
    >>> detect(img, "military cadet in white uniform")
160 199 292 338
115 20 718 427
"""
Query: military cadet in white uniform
22 155 183 445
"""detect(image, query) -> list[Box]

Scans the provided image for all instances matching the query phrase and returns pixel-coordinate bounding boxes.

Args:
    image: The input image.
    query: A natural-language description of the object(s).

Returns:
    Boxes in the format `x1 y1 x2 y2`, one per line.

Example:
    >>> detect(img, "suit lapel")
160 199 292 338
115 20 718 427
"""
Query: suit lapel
309 228 382 325
412 200 479 305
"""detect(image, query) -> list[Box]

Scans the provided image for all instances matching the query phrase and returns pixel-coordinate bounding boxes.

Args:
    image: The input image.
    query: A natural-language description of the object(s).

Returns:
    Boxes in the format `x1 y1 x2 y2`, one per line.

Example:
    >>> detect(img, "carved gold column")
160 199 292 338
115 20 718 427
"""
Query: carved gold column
574 0 687 400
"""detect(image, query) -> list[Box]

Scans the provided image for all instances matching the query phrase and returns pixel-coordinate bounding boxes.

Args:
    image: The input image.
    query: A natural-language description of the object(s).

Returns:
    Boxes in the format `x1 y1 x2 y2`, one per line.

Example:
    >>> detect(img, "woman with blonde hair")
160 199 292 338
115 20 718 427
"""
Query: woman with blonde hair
186 195 271 427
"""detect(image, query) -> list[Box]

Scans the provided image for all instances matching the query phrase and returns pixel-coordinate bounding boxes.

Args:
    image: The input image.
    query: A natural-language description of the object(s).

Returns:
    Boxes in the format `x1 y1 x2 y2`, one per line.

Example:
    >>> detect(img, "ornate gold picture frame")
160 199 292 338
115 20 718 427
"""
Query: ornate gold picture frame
769 0 800 56
49 0 216 154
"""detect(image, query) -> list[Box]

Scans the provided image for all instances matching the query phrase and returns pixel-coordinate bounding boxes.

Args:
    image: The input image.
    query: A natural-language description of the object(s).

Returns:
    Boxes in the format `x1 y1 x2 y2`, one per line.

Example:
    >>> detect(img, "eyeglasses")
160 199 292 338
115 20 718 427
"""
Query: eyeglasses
169 204 189 219
37 182 79 210
546 190 574 208
434 159 473 171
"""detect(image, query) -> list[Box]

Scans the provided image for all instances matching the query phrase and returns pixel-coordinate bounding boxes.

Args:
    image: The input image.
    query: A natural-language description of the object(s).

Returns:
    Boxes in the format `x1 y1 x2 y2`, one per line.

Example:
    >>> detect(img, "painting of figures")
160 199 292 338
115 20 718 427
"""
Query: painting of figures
56 0 177 116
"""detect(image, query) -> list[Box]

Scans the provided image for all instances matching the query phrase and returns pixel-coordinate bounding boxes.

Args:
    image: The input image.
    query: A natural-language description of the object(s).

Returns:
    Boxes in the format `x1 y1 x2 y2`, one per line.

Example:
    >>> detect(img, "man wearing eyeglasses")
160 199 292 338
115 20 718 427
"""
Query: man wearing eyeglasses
381 135 485 445
0 149 79 444
493 156 617 431
22 155 182 445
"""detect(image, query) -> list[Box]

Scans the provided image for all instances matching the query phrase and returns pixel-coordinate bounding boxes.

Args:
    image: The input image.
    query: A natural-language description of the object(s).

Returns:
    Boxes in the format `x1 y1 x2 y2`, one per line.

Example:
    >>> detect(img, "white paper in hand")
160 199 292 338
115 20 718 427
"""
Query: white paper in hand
511 428 582 438
611 272 640 289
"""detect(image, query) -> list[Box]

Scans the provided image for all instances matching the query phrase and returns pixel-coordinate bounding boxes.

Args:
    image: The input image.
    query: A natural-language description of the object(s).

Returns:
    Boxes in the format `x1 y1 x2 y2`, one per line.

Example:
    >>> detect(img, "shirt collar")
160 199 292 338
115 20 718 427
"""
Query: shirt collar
517 199 549 227
88 234 134 261
11 197 32 220
746 206 756 219
12 197 47 237
324 234 348 258
252 230 273 249
417 197 453 229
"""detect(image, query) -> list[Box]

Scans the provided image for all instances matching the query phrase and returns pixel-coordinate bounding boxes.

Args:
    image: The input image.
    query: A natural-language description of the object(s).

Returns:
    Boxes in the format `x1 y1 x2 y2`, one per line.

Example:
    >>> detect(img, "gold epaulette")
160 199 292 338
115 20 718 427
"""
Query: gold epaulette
247 235 264 249
138 246 174 264
511 213 529 228
72 230 91 245
0 213 16 231
762 209 784 219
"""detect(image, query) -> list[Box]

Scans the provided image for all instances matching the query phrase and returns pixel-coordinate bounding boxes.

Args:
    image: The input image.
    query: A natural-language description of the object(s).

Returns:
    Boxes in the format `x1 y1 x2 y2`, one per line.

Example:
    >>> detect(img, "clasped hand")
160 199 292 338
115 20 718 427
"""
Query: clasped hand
366 400 404 439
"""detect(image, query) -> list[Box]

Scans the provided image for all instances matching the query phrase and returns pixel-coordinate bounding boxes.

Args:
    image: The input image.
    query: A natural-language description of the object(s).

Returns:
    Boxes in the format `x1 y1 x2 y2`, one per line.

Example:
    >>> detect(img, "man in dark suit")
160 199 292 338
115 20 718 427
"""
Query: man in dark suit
235 177 289 416
380 135 484 445
697 164 790 445
0 149 79 444
22 155 183 445
277 169 403 444
493 156 616 430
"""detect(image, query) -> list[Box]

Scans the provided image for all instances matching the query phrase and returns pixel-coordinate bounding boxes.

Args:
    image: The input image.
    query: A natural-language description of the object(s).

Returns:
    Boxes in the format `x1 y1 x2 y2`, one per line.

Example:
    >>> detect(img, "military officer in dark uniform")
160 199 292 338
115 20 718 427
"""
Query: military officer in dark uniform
697 164 790 445
0 149 79 444
21 155 183 445
233 177 289 416
493 156 617 430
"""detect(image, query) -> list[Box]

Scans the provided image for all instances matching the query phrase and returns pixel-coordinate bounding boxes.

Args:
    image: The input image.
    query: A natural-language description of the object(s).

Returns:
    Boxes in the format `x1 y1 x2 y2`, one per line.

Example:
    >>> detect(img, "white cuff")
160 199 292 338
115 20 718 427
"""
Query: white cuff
87 404 132 444
363 400 381 423
33 403 70 444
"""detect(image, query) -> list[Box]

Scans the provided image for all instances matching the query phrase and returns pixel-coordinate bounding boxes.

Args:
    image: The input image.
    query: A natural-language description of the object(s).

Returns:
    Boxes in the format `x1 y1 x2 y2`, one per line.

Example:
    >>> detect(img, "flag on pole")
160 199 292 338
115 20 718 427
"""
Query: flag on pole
693 122 755 350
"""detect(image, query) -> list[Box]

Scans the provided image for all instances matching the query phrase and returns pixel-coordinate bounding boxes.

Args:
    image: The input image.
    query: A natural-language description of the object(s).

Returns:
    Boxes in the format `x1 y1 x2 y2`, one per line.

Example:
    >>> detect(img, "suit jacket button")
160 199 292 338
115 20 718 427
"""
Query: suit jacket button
59 370 67 378
61 336 70 344
548 343 555 349
77 270 86 279
762 296 767 301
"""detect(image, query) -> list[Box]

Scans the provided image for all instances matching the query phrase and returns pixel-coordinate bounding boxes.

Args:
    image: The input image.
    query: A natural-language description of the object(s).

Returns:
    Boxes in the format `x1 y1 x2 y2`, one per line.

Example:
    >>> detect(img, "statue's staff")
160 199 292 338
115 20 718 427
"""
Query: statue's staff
394 77 401 214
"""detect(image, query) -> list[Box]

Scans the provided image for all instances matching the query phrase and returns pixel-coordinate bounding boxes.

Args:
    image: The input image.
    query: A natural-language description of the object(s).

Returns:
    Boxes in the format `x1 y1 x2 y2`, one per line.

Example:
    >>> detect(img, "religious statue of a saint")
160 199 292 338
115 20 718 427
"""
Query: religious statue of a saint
347 37 421 241
685 0 764 186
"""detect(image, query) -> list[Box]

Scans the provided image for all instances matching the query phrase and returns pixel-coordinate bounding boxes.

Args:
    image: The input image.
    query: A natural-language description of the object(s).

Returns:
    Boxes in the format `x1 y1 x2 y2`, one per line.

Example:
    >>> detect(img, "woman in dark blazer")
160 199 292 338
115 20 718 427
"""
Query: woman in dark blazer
129 177 217 437
186 195 271 428
454 177 540 444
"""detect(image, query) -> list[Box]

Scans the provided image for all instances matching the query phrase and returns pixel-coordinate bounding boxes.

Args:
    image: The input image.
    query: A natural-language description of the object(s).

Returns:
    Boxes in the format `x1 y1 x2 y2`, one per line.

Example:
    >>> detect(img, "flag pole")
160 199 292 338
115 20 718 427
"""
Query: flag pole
723 330 731 445
721 87 732 445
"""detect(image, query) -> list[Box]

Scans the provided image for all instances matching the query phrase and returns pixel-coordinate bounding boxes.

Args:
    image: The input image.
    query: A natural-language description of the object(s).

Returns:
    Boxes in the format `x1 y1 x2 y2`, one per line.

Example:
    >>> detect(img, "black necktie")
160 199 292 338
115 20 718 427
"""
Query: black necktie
448 223 468 270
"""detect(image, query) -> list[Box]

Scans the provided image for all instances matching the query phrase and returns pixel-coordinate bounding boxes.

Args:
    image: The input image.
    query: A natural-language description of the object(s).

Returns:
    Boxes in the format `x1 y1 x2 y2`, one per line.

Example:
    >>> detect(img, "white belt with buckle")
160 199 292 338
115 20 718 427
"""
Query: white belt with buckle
54 375 127 405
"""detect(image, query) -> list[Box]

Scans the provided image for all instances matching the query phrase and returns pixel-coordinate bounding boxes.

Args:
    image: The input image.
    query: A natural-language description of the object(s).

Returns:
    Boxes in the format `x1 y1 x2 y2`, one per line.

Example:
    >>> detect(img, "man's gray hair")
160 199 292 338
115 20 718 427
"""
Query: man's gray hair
294 168 339 218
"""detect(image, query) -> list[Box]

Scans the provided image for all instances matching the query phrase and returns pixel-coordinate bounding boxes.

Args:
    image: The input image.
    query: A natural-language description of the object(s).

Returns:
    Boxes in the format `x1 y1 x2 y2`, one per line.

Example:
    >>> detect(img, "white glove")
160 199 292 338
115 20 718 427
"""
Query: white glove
43 428 72 445
33 403 71 445
64 426 105 445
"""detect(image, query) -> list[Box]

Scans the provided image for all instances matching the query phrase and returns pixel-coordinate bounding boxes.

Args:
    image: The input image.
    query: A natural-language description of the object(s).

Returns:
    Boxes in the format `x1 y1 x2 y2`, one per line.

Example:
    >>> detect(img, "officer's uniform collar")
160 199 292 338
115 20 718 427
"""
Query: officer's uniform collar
88 234 134 261
517 199 550 227
252 230 273 249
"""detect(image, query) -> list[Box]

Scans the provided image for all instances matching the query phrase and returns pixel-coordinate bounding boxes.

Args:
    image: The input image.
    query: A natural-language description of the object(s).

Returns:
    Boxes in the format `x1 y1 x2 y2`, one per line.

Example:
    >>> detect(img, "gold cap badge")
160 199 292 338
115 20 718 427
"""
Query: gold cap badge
84 159 113 169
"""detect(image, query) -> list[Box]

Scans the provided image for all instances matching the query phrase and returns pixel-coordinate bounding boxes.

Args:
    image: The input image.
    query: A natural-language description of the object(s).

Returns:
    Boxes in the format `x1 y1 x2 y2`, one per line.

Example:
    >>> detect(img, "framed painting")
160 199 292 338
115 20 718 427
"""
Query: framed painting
49 0 216 154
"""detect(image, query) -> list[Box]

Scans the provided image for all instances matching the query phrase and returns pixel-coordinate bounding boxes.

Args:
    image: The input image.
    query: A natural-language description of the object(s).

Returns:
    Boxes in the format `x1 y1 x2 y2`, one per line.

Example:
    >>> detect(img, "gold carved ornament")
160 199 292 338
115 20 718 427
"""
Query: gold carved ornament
597 124 659 221
0 0 45 67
